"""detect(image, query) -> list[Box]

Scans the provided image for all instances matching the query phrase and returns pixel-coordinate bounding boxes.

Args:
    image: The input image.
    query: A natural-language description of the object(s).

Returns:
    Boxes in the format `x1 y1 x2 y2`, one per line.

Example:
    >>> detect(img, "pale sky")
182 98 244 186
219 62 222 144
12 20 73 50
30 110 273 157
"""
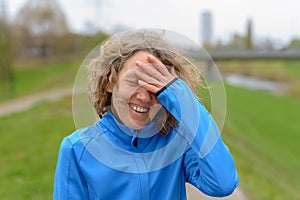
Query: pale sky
6 0 300 46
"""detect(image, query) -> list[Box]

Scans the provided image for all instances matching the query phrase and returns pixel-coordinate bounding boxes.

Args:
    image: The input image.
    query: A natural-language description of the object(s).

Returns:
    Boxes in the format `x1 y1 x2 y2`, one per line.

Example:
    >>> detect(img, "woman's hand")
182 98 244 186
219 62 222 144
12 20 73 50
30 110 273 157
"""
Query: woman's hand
135 54 178 94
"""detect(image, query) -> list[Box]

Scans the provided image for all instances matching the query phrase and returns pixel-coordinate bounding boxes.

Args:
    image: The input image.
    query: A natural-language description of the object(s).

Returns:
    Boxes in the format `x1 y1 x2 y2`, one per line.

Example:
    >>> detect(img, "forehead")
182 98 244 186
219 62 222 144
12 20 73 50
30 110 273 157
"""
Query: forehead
118 51 151 78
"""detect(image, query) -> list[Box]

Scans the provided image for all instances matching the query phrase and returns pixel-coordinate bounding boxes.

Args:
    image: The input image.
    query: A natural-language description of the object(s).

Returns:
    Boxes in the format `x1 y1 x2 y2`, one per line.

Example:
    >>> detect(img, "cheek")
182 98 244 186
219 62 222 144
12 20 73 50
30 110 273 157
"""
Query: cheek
114 84 137 101
152 94 160 104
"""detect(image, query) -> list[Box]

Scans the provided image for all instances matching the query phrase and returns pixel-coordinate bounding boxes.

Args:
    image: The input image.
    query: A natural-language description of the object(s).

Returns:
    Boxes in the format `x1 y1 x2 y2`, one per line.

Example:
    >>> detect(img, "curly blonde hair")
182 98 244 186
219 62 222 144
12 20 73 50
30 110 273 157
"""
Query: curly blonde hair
87 29 202 134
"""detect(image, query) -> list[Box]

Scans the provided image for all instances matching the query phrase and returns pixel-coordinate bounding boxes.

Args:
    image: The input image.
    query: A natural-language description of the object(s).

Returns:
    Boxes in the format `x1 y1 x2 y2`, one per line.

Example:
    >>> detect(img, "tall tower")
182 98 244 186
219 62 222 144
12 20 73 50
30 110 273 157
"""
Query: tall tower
201 11 213 45
246 18 253 50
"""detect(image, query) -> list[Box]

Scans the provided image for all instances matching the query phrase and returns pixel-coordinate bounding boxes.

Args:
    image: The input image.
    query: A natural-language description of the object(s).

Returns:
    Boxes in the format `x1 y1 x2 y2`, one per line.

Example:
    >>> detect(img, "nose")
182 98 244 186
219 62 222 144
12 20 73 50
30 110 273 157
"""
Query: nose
136 86 152 103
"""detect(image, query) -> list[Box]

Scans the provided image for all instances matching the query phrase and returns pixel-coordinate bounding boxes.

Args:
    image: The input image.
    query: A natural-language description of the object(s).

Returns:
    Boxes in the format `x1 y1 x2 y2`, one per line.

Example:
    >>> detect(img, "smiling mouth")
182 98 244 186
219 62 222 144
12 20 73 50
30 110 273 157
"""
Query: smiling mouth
130 105 149 113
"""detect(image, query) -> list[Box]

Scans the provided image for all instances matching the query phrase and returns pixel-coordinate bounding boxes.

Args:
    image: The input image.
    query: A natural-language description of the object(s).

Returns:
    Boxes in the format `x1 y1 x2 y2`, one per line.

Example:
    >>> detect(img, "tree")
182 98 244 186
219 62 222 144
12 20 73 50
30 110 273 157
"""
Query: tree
0 0 14 98
225 33 246 50
14 0 69 57
287 38 300 50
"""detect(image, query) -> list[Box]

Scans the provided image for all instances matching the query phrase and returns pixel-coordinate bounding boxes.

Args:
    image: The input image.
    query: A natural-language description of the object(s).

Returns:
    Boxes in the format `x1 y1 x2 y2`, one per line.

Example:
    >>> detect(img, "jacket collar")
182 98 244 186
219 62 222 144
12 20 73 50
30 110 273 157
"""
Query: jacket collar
96 111 167 151
100 111 163 137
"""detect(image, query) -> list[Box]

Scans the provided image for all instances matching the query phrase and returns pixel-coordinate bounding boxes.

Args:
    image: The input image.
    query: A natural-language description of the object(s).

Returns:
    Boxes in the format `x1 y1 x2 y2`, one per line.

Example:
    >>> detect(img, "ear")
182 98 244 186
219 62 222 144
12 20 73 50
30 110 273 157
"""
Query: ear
106 83 113 93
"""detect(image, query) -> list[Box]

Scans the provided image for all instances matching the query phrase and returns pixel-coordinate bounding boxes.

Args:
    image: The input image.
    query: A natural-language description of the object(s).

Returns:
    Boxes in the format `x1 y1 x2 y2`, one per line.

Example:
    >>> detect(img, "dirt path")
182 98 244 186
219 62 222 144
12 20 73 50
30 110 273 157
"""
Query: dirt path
0 87 73 117
0 88 247 200
186 184 247 200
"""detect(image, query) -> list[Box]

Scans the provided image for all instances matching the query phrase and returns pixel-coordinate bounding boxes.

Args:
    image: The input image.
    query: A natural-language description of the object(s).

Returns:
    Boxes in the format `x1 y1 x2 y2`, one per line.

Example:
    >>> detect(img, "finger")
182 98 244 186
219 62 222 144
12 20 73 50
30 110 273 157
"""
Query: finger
138 80 160 94
147 55 170 76
134 67 162 87
135 60 163 81
170 66 178 77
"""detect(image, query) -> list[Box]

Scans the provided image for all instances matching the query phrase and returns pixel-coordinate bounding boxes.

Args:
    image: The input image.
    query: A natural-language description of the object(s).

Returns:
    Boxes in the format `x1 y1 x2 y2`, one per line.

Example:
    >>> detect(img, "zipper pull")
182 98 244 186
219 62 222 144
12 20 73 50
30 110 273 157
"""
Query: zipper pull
133 130 139 148
133 137 138 148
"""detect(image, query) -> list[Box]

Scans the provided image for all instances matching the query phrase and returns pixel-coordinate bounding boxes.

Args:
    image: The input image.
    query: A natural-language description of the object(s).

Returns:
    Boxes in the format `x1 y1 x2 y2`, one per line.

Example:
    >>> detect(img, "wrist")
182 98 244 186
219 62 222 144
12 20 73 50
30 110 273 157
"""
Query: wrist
155 77 179 96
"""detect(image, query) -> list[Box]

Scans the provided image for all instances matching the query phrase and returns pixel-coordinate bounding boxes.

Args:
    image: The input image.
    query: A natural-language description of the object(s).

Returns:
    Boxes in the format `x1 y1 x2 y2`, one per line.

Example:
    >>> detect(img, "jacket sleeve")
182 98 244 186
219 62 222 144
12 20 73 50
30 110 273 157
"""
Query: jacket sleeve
157 78 239 197
53 136 88 200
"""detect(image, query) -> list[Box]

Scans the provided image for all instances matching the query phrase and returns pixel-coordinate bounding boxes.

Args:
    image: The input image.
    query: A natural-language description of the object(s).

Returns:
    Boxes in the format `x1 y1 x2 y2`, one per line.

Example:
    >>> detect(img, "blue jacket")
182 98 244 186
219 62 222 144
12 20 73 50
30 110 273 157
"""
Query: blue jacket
53 78 238 200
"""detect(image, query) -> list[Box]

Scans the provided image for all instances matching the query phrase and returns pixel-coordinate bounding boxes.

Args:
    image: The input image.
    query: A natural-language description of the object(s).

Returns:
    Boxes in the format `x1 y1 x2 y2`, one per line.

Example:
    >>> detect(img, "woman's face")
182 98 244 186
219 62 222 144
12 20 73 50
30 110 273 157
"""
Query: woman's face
109 51 162 129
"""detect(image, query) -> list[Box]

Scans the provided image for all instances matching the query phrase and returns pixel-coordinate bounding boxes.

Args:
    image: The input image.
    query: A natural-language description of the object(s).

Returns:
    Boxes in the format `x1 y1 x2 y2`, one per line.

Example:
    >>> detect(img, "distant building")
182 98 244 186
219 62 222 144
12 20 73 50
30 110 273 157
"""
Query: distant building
201 11 213 45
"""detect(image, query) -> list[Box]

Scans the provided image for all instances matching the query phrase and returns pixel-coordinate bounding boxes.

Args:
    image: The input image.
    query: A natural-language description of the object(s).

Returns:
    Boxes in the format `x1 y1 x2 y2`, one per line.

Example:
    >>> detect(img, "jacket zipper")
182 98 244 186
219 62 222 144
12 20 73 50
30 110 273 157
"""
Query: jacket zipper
133 130 139 148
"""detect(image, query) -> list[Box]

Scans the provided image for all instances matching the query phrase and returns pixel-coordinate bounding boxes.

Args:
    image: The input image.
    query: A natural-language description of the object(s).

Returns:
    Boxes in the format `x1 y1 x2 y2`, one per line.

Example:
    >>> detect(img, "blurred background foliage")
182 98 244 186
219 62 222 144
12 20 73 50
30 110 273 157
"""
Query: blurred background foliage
0 0 108 101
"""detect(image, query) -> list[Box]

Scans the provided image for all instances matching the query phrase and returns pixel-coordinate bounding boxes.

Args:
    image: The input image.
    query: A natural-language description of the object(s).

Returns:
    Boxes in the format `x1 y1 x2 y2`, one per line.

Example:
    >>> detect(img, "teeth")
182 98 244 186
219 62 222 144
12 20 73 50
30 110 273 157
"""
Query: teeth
131 106 148 113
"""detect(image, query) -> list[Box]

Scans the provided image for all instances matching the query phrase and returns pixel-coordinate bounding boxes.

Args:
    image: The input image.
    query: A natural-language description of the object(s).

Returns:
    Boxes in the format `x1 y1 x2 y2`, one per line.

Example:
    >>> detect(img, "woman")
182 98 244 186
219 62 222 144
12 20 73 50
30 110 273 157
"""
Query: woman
53 29 238 200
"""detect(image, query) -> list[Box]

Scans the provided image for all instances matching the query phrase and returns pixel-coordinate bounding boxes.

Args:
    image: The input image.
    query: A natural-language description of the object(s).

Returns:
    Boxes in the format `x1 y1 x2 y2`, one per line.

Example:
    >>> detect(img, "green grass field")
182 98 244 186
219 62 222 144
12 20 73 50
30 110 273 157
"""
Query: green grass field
224 85 300 199
0 97 75 199
0 57 81 102
0 59 300 199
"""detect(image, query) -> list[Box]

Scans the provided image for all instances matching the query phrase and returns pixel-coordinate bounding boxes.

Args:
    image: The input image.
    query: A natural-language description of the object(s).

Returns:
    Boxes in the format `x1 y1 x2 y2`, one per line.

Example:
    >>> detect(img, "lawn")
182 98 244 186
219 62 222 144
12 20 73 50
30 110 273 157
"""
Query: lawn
0 57 81 103
0 97 75 199
224 85 300 199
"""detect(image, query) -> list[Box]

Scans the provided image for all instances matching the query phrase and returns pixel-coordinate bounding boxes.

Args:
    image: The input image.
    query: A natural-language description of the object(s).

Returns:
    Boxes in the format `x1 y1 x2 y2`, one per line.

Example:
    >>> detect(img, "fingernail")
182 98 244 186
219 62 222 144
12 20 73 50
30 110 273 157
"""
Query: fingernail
138 80 146 86
148 55 155 59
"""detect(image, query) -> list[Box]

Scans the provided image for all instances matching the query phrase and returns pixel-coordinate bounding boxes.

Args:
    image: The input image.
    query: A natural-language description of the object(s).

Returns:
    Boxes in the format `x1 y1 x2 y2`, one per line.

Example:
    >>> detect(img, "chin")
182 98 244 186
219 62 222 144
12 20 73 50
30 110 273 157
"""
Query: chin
130 117 150 128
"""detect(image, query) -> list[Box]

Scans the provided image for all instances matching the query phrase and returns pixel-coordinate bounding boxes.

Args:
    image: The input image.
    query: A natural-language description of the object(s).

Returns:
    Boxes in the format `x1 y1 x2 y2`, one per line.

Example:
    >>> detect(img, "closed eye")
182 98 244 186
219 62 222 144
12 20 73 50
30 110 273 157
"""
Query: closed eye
124 80 138 87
